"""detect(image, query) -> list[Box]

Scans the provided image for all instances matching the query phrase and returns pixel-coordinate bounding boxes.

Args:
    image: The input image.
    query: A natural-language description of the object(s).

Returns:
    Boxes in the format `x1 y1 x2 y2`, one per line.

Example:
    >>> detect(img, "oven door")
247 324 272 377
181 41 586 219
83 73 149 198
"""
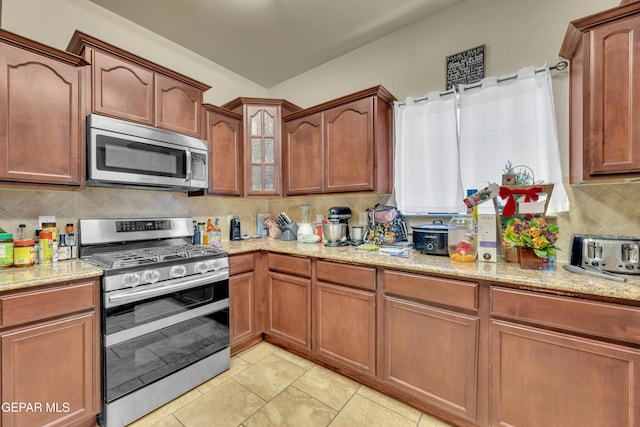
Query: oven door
102 273 229 406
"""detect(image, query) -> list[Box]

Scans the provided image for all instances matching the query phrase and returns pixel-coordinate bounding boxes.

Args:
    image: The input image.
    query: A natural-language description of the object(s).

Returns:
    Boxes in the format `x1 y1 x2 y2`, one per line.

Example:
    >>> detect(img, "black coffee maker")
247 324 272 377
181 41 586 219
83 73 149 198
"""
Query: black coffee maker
327 207 352 240
230 217 242 241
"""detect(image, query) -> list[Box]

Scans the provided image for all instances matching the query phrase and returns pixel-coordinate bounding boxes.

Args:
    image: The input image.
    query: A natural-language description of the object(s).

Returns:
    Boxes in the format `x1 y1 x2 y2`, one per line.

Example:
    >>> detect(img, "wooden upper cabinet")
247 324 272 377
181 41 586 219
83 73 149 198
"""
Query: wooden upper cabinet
283 85 396 195
91 49 154 125
203 104 243 196
324 97 375 192
156 73 203 136
67 30 210 138
0 29 87 186
222 98 301 196
284 112 324 195
560 3 640 182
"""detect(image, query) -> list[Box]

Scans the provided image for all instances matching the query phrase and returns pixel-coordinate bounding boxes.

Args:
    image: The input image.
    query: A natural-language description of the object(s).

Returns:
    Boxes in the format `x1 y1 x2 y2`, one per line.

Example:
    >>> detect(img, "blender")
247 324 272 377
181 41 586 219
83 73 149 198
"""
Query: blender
297 205 316 241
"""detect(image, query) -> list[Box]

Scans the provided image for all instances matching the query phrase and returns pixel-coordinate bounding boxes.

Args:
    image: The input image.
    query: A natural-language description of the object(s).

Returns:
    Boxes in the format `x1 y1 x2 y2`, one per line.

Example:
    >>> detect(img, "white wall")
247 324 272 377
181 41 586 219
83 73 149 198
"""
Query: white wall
267 0 621 174
1 0 267 104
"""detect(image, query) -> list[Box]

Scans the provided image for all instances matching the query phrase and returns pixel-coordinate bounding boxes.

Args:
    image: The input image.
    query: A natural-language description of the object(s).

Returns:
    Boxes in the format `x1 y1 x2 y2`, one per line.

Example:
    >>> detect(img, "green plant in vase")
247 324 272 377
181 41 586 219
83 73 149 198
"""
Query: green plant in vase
503 216 559 259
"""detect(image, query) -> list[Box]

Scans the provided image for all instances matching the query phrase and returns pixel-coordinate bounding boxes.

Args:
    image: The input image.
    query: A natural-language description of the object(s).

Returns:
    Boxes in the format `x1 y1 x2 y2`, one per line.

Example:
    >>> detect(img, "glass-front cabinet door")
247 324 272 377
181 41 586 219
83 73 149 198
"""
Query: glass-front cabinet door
220 97 300 197
247 105 280 195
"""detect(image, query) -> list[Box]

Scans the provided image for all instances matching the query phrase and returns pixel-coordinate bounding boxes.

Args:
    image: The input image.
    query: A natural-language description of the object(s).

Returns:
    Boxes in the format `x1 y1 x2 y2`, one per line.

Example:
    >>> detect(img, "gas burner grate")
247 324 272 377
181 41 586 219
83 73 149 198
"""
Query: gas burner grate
91 251 160 269
86 245 225 270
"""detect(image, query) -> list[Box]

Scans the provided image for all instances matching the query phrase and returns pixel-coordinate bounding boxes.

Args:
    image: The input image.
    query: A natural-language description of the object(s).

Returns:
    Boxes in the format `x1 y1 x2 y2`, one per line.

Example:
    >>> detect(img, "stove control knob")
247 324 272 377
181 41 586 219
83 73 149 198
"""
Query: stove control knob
194 262 209 274
141 270 160 284
122 273 141 288
170 265 187 278
208 259 228 271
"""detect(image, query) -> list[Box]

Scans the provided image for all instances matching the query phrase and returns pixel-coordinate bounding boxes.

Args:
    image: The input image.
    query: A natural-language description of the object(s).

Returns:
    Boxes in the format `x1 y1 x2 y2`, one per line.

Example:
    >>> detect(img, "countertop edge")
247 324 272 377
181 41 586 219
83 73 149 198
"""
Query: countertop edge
2 240 639 305
224 239 640 305
0 260 103 293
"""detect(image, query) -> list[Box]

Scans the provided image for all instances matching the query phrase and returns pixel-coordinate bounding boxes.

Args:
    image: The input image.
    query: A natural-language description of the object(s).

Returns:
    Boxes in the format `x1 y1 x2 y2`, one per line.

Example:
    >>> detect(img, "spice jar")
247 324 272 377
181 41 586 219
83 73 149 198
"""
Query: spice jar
0 233 14 268
13 239 35 267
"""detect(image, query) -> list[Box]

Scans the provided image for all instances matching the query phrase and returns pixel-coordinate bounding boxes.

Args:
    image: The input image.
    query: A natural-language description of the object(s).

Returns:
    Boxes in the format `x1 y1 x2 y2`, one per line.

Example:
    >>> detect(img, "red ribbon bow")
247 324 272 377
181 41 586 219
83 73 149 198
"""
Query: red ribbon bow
499 186 543 217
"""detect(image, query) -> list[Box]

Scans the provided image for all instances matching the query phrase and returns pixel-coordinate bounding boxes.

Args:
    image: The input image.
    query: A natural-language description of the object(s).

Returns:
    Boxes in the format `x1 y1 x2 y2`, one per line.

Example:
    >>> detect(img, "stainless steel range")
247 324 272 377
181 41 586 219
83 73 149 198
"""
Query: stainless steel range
79 217 230 427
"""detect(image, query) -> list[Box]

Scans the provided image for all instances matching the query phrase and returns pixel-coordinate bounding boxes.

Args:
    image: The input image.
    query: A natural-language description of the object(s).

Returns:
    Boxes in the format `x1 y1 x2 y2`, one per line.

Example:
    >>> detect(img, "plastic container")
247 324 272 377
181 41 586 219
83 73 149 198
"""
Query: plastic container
39 230 54 264
447 214 477 262
42 222 57 241
13 239 35 267
0 233 14 268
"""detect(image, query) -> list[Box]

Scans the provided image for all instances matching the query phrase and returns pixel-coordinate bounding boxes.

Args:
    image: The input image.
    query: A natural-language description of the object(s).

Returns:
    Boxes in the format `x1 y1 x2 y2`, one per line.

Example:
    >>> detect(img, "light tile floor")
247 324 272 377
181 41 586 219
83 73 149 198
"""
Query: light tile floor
127 341 455 427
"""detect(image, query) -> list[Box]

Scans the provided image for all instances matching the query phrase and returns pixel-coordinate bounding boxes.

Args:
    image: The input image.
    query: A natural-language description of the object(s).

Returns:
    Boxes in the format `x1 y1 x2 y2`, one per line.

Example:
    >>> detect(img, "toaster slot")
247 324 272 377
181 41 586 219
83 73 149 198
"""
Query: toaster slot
621 243 639 263
587 241 603 260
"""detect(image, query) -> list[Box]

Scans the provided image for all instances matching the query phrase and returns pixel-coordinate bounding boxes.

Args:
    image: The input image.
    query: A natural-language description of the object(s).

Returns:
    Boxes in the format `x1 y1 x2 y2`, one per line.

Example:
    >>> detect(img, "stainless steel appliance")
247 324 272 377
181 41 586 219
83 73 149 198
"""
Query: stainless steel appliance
327 207 351 244
79 217 229 427
570 234 640 274
86 114 208 191
323 222 347 246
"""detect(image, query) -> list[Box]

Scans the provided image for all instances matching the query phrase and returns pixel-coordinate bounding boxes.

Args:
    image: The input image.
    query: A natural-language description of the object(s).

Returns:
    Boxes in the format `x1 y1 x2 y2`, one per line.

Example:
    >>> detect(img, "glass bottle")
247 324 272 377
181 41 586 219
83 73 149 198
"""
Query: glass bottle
206 219 214 245
213 218 222 247
17 224 27 240
193 221 200 245
198 222 207 245
447 214 477 262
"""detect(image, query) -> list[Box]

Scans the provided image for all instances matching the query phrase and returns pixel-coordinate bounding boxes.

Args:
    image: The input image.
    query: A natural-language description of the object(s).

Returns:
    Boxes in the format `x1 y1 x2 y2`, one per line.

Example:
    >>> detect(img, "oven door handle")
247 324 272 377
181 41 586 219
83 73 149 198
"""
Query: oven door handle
106 270 228 307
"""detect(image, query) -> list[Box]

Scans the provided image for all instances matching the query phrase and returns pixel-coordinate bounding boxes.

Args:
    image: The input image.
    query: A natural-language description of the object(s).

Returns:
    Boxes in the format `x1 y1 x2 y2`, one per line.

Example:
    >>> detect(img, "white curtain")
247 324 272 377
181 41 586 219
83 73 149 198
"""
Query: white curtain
458 65 570 214
394 91 464 213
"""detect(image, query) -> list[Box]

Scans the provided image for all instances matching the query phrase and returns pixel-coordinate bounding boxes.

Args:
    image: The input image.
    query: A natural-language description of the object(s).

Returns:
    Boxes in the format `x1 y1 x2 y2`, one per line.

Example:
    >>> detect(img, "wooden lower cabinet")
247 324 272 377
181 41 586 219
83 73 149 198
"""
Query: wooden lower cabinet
315 261 376 376
267 271 311 349
250 253 640 426
382 270 480 423
229 253 261 354
0 280 100 427
490 286 640 427
490 320 640 427
384 298 479 421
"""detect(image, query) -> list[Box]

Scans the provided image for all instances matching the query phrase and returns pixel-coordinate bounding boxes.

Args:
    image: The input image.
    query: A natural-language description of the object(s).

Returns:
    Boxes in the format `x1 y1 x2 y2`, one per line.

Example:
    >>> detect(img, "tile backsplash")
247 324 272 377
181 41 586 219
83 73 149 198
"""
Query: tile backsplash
0 187 388 246
1 181 638 263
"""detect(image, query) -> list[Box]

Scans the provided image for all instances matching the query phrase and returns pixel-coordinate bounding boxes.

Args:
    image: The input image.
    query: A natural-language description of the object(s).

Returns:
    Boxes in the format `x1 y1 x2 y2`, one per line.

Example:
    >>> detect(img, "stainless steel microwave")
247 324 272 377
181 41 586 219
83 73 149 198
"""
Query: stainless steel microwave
86 114 208 191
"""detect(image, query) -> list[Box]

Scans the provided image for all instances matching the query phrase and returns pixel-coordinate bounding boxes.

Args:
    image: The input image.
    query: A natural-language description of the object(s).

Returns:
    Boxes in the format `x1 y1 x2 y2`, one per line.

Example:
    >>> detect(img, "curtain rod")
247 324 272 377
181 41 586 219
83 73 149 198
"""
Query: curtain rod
460 60 568 92
397 60 568 106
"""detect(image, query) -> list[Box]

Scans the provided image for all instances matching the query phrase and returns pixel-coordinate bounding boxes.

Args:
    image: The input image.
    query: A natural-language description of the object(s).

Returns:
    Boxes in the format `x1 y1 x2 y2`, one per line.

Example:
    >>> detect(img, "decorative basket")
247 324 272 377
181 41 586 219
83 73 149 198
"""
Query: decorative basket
492 184 554 262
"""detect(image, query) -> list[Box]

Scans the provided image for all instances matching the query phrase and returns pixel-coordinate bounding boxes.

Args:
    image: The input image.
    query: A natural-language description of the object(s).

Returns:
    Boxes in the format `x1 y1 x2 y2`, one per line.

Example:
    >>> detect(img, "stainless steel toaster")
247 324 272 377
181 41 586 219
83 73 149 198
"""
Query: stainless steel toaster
570 234 640 274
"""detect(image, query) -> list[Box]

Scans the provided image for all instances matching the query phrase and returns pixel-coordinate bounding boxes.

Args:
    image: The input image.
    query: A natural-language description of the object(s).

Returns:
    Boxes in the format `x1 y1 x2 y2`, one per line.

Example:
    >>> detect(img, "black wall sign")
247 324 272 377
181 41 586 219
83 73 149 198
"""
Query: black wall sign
446 45 485 90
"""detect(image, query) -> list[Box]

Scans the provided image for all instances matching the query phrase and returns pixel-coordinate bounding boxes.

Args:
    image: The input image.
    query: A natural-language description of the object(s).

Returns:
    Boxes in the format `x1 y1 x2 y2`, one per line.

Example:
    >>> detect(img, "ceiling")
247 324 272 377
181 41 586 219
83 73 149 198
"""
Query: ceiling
90 0 464 87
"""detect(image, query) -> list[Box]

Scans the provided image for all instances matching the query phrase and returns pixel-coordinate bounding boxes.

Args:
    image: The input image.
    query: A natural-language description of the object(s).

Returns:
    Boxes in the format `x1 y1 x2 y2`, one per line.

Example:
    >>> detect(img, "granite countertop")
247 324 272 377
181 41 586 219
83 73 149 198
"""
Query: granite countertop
2 239 639 304
0 259 103 293
222 239 640 304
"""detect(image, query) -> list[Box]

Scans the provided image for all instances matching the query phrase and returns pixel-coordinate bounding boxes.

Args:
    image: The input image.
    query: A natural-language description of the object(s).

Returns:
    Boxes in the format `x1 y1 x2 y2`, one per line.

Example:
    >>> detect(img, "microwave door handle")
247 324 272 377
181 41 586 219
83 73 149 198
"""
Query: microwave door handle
185 148 192 182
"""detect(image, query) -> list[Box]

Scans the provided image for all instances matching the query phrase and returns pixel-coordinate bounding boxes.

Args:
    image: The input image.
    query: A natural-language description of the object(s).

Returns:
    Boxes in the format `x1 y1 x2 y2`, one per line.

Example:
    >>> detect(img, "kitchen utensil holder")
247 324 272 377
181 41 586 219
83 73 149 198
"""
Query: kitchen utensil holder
280 222 298 241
